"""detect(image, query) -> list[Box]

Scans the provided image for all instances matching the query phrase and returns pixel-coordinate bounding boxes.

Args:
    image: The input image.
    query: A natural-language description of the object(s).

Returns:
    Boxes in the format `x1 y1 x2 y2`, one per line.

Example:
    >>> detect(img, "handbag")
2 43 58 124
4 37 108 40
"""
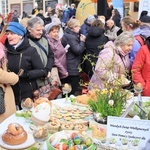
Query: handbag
0 87 5 114
33 78 62 100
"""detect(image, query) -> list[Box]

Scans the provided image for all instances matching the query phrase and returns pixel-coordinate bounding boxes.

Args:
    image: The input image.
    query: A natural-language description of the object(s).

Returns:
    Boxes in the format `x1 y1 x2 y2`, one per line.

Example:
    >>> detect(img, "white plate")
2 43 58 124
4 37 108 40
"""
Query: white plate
0 133 35 150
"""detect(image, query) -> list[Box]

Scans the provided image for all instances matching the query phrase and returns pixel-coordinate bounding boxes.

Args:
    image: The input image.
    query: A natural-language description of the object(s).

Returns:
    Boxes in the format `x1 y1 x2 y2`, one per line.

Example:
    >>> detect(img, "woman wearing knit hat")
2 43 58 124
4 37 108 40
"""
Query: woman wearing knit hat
45 22 68 81
4 22 48 109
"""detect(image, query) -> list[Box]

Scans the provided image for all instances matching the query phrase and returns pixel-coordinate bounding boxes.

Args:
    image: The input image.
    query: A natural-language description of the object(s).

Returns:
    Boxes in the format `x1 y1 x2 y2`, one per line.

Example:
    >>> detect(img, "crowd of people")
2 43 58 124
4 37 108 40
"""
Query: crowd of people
0 3 150 122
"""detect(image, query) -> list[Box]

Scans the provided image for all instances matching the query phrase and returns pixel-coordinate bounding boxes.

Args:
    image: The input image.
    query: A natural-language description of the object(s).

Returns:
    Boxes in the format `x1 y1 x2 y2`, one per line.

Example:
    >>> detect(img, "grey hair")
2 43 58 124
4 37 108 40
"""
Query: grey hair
114 31 134 46
27 16 44 29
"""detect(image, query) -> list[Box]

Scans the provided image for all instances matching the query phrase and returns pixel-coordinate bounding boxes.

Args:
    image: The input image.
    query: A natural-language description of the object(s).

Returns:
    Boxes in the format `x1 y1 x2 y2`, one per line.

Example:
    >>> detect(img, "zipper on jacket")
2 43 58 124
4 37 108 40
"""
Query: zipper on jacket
19 53 22 102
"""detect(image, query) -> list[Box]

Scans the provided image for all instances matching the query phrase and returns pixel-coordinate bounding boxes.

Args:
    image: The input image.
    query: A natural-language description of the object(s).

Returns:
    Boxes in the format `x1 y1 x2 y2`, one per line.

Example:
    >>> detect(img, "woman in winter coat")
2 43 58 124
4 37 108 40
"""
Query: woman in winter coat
88 31 134 90
61 19 86 95
0 42 19 122
132 37 150 96
5 22 48 108
45 22 68 80
84 19 108 78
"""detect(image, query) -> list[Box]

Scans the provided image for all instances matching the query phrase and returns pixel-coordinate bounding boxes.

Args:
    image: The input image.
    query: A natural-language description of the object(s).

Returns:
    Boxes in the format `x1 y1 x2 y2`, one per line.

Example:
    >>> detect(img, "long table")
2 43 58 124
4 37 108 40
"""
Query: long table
0 98 70 150
0 97 150 150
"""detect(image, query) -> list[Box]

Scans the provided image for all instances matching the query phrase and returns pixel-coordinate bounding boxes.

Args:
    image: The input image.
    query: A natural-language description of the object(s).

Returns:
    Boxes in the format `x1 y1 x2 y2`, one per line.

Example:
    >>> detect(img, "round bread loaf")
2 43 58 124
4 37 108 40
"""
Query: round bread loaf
2 123 27 145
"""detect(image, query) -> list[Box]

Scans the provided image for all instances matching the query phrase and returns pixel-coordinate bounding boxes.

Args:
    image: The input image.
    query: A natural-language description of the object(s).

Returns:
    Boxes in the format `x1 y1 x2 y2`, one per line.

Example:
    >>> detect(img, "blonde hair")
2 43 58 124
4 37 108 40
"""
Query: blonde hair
122 16 141 29
67 19 80 29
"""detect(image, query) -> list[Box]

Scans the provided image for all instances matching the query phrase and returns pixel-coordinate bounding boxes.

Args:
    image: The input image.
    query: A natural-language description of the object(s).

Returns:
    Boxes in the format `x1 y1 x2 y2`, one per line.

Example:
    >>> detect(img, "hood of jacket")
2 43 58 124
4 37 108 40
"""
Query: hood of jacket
132 27 141 36
88 26 105 37
83 18 91 26
140 24 150 38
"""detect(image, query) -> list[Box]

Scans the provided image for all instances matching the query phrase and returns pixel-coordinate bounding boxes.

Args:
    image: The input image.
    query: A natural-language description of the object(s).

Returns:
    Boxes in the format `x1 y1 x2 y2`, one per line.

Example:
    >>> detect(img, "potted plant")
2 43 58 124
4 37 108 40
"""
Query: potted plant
88 83 127 124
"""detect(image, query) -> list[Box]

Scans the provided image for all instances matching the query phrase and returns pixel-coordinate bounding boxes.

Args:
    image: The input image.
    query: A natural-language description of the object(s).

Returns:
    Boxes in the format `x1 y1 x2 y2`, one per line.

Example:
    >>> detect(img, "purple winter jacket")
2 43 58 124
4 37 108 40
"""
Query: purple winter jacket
46 35 68 79
88 41 130 90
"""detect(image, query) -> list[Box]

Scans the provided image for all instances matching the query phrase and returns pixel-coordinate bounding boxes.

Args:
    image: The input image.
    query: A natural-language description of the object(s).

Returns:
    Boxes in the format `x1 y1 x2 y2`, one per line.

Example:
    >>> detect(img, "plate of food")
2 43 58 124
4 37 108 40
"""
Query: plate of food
51 106 92 128
0 123 35 150
47 130 93 150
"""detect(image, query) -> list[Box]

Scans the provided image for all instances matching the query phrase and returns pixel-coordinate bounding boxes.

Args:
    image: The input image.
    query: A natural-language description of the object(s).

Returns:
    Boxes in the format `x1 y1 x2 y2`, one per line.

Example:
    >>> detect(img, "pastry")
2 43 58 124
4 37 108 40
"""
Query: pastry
47 121 60 134
2 123 27 145
74 124 88 131
33 126 48 140
22 98 33 109
34 97 52 108
61 123 74 130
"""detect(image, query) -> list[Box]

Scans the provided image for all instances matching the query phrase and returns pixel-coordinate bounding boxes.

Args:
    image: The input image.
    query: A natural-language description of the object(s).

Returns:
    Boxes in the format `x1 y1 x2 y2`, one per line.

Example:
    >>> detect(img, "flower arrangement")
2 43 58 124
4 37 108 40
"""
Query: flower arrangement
88 83 127 120
78 52 131 123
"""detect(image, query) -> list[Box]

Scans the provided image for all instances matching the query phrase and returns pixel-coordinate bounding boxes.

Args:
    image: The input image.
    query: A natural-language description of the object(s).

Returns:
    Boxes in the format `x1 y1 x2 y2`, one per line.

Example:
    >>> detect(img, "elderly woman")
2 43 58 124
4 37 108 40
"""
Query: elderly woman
0 42 18 122
45 22 68 80
88 31 134 90
4 22 48 108
26 17 54 87
61 19 86 95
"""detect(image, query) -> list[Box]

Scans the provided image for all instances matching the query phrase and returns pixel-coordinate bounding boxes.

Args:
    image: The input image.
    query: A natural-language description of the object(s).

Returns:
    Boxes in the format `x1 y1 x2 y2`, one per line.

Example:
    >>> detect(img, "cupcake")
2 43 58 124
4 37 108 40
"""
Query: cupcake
61 123 74 130
74 124 88 131
47 121 60 134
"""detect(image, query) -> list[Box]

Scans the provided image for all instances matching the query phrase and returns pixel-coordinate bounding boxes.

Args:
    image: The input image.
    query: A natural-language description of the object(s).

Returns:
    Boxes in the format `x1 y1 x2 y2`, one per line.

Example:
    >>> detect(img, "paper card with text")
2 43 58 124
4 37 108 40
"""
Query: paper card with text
107 116 150 149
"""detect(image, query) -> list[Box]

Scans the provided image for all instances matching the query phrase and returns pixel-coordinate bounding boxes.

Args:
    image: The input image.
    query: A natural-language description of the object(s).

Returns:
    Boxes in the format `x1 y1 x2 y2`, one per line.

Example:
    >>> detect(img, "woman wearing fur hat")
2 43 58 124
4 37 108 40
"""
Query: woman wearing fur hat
0 42 18 122
4 22 48 108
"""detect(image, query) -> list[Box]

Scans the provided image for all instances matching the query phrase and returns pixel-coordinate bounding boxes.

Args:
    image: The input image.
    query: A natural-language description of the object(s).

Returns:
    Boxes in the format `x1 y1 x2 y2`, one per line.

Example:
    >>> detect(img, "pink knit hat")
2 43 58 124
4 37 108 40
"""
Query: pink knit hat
0 42 5 60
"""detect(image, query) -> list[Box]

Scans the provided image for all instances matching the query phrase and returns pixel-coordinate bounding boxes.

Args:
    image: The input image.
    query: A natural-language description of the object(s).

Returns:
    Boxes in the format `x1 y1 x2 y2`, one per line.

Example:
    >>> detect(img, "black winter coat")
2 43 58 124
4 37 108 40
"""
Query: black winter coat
84 26 108 78
5 36 47 106
61 28 85 76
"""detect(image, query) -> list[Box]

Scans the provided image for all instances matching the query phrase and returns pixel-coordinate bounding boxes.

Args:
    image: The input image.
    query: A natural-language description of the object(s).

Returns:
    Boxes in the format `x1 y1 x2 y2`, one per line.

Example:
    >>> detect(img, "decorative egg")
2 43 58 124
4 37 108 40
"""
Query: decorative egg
69 145 76 150
85 137 92 147
108 100 114 106
55 143 68 150
81 144 87 149
71 132 78 139
133 115 140 120
73 136 82 145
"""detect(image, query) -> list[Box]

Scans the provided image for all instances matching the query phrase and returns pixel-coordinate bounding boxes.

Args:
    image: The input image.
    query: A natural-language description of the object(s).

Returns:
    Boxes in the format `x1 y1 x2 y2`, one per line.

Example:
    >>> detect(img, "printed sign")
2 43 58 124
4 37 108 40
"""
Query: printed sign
107 116 150 149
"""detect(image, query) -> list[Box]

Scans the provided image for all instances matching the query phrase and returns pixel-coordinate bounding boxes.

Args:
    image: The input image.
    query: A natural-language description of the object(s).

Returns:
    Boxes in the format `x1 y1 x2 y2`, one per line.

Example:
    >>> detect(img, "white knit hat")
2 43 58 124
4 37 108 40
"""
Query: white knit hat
45 22 59 33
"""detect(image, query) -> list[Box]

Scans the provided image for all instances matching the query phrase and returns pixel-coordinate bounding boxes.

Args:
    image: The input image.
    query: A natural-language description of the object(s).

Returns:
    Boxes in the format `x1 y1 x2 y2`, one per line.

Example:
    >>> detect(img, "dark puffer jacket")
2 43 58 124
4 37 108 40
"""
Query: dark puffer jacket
80 19 91 36
5 36 47 106
84 26 109 77
61 28 85 76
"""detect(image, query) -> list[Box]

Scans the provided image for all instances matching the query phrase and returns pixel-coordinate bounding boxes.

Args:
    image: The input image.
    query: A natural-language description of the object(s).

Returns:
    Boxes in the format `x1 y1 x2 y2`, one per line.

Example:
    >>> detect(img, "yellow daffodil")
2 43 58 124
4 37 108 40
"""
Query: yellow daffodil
110 88 114 93
101 89 108 95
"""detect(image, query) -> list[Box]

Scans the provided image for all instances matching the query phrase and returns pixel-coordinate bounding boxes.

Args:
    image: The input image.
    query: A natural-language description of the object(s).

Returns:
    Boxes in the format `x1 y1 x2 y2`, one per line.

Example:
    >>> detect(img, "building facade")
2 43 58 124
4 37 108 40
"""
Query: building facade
0 0 138 19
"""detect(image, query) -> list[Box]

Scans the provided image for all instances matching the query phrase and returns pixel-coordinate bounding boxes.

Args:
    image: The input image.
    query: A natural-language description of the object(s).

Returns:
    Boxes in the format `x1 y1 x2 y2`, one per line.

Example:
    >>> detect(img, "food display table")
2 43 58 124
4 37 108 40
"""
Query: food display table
0 97 150 150
0 98 94 150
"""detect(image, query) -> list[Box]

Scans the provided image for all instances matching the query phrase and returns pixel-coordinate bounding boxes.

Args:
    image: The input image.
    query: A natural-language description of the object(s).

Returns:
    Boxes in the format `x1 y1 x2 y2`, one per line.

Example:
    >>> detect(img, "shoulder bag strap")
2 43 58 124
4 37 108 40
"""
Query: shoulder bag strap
32 41 48 56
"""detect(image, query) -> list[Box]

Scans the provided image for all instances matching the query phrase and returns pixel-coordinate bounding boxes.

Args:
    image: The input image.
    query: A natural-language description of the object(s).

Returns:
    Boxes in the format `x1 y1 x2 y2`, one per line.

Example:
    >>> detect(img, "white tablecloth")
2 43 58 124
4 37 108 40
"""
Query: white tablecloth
0 98 70 150
0 97 150 149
